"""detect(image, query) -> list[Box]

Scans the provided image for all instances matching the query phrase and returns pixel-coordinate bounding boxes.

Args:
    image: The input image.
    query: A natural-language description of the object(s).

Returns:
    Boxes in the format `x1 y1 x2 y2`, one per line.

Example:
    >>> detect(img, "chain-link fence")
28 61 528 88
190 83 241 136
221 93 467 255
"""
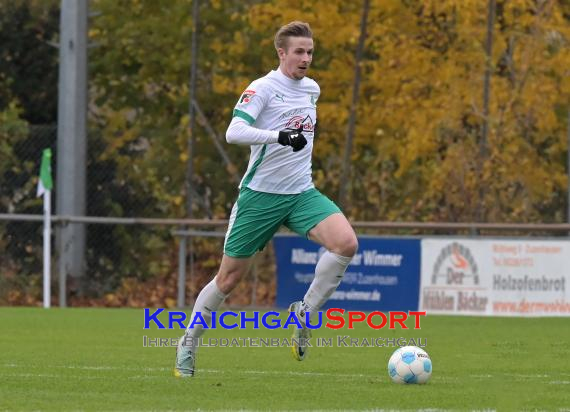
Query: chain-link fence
1 124 55 305
0 122 277 308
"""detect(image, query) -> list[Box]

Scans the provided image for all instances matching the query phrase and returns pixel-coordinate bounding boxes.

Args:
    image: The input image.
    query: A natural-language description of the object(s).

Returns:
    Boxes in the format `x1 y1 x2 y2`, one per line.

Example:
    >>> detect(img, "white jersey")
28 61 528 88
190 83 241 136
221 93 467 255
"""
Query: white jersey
231 68 319 194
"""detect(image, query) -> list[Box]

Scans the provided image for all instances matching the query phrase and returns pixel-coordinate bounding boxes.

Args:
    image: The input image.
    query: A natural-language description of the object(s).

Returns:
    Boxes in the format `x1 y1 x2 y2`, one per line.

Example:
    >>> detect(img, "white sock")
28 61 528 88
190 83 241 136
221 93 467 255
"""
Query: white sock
184 277 227 351
300 251 352 320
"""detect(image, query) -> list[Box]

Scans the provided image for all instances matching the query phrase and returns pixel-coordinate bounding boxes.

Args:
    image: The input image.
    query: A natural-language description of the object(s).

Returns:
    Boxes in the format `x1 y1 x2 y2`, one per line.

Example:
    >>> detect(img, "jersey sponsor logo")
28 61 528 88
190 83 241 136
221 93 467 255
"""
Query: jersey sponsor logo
279 108 305 120
286 114 315 132
274 93 285 102
239 89 256 104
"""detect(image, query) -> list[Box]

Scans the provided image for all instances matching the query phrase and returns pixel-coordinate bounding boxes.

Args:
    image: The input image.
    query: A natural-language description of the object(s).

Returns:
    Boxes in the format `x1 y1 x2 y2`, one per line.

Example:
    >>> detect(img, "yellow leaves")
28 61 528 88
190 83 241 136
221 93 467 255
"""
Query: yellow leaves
209 38 224 55
164 298 177 308
231 31 247 55
82 0 570 225
100 108 138 154
88 28 100 39
179 114 190 129
248 0 361 50
212 73 238 95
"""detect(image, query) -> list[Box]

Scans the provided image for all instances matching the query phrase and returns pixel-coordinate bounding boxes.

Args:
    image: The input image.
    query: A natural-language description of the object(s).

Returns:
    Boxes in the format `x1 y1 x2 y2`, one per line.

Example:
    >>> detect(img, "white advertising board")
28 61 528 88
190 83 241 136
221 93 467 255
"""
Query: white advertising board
420 239 570 316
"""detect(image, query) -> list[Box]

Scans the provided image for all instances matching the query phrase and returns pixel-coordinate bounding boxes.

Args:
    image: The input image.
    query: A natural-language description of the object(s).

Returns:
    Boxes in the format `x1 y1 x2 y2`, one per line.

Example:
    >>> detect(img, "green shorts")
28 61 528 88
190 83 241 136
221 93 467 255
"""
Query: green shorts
224 187 341 258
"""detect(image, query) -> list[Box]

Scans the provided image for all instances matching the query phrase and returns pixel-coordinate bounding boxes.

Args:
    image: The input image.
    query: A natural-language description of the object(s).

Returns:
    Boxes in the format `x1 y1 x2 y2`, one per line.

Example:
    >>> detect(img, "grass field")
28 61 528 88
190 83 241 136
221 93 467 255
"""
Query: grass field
1 307 569 411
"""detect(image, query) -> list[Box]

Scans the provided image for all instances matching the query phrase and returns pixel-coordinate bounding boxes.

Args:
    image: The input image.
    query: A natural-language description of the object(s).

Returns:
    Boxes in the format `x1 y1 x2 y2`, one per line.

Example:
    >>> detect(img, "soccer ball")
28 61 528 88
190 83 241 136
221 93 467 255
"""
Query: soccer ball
387 346 432 384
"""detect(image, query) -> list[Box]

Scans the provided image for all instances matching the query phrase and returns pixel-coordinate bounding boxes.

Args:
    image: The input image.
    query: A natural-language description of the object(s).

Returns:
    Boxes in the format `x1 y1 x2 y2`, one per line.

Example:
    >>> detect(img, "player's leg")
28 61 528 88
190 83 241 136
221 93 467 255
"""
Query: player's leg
176 187 285 377
185 254 254 343
303 212 358 313
186 255 253 344
175 255 253 378
285 190 358 360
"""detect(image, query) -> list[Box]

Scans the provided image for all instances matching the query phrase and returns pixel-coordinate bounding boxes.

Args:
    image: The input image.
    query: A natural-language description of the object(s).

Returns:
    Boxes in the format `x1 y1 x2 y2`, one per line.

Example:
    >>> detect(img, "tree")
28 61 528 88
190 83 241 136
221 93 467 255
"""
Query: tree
0 0 59 124
0 2 59 297
244 0 570 224
89 0 267 219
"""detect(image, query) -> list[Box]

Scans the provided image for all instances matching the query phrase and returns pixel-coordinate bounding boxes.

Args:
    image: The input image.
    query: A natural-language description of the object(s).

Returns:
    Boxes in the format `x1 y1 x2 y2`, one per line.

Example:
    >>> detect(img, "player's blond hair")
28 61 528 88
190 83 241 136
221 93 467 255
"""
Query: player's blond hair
274 21 313 51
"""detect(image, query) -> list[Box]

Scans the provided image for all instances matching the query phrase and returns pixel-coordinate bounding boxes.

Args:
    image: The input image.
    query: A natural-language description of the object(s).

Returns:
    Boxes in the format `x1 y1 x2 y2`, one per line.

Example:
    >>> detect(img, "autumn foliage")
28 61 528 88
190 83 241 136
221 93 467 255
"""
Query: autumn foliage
2 0 570 306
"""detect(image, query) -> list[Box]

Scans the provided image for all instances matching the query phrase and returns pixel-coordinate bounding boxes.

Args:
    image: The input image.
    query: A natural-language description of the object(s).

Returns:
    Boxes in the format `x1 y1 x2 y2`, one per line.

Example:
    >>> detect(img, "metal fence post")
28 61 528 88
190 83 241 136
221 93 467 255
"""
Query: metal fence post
177 236 187 308
189 239 194 307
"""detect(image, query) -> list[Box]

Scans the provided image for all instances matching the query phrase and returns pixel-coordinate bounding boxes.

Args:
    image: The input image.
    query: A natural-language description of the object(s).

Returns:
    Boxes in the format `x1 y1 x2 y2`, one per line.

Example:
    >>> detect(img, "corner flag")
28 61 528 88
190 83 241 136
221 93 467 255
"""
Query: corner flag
37 148 53 197
37 148 53 308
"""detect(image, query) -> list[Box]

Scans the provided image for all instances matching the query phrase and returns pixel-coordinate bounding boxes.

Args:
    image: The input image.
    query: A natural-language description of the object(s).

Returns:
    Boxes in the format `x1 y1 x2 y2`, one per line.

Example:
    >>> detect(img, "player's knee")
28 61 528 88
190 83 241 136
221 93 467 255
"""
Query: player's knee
343 234 359 257
331 233 358 257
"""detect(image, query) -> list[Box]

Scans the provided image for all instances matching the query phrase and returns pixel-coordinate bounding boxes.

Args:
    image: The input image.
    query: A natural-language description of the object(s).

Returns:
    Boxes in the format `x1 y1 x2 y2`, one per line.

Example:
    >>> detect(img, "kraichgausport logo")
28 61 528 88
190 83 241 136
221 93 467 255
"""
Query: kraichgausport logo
143 308 426 330
142 335 427 349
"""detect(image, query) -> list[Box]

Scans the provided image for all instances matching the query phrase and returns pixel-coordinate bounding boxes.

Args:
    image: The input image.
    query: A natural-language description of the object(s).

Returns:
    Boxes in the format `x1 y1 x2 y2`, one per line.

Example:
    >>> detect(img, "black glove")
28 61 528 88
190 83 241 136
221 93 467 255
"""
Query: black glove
278 126 307 152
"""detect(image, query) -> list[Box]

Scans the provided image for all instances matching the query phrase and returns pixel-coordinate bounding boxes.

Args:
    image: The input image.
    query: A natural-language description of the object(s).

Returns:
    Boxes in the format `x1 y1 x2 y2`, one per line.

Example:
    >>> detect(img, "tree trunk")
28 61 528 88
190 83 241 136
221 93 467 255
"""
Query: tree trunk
478 0 495 223
338 0 370 211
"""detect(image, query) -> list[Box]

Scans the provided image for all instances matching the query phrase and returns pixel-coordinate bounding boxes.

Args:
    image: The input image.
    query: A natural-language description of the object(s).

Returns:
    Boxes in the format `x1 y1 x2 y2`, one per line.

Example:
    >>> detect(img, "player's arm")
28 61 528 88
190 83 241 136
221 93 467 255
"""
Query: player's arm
226 118 307 152
226 84 307 151
225 116 279 145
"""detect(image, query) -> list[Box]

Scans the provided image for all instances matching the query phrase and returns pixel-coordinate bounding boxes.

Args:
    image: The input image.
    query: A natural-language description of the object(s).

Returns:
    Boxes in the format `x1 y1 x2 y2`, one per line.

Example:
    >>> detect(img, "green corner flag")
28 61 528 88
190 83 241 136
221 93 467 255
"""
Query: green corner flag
37 148 53 197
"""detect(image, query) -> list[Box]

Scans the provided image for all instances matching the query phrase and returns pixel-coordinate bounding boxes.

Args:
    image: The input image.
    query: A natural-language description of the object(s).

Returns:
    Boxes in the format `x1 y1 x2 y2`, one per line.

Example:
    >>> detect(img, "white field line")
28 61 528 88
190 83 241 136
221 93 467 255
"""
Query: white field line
470 373 551 379
0 363 376 379
470 373 570 380
2 372 109 380
3 363 567 382
2 363 462 382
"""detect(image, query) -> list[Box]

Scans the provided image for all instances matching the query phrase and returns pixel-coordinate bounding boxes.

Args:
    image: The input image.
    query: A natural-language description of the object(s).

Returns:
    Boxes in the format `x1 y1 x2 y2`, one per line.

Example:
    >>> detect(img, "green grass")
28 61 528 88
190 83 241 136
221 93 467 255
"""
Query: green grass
0 307 569 411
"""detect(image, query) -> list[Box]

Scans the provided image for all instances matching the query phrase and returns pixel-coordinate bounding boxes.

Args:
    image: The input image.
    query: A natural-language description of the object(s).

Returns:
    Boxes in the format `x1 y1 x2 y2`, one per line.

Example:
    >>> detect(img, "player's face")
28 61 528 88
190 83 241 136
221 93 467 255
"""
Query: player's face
278 36 313 80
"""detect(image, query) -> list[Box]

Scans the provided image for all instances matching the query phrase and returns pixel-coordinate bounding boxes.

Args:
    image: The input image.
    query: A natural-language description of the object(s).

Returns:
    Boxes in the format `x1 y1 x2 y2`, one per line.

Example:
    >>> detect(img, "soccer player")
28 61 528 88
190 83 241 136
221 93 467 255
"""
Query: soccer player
175 21 358 377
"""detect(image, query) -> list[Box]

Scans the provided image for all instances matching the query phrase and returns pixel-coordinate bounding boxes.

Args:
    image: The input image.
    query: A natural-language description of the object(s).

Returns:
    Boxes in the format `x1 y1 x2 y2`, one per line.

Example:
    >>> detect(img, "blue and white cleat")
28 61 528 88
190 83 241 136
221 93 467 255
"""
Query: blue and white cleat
288 301 312 361
174 336 195 378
